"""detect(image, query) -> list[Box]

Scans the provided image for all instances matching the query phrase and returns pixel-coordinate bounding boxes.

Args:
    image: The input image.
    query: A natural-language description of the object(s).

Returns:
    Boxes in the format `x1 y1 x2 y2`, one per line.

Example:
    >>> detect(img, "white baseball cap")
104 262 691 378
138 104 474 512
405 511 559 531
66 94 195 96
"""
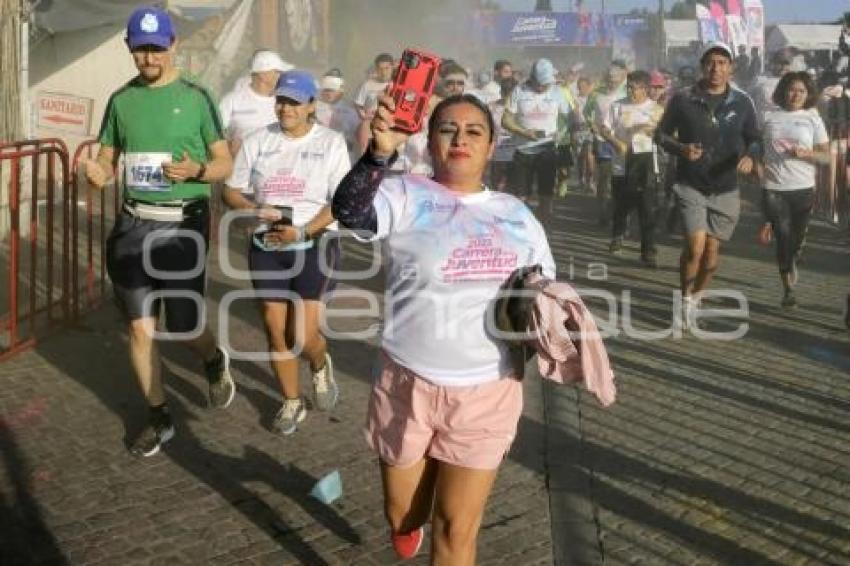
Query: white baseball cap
251 50 293 73
699 41 734 63
320 76 344 91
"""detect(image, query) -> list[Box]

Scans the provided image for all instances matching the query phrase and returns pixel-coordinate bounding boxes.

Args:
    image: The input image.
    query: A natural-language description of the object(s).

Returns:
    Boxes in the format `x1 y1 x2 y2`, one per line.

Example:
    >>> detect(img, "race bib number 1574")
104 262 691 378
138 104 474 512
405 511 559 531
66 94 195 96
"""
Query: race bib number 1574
125 152 171 191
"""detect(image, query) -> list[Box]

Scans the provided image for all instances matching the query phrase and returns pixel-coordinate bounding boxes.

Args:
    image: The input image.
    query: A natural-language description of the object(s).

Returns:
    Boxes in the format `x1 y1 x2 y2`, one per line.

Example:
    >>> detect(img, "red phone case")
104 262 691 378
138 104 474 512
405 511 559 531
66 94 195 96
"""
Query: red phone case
389 48 442 134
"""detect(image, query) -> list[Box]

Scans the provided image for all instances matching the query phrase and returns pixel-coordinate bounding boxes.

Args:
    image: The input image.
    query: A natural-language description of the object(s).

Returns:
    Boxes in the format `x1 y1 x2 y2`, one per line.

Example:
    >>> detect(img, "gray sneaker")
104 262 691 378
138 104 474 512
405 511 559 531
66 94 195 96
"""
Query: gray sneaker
312 353 339 411
273 398 306 435
205 347 236 409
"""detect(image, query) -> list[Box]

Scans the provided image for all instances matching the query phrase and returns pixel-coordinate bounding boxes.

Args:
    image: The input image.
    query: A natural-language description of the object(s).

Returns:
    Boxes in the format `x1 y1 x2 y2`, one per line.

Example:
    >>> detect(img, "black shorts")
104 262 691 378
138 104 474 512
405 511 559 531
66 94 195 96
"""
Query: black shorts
106 200 209 334
248 236 340 302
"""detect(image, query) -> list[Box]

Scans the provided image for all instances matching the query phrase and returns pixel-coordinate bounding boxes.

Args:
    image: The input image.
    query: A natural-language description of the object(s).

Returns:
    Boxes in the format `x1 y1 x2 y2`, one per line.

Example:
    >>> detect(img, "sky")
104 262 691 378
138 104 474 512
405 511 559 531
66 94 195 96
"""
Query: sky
497 0 846 24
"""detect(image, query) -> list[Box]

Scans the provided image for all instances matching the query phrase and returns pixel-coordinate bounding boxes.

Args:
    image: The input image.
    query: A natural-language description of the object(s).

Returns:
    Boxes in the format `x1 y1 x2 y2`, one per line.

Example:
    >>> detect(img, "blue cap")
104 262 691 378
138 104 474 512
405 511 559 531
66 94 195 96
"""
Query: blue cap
126 6 175 49
275 70 318 104
532 58 557 86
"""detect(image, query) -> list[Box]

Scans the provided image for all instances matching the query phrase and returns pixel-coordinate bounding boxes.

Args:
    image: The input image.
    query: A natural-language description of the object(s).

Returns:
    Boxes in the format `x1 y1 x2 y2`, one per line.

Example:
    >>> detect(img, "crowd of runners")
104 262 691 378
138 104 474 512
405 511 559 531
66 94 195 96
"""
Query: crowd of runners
79 5 850 564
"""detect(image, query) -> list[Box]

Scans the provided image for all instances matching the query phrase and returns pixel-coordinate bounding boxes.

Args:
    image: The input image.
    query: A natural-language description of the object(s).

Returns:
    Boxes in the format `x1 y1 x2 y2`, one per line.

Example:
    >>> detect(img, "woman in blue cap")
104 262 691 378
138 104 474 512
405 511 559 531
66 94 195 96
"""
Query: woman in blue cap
223 70 351 435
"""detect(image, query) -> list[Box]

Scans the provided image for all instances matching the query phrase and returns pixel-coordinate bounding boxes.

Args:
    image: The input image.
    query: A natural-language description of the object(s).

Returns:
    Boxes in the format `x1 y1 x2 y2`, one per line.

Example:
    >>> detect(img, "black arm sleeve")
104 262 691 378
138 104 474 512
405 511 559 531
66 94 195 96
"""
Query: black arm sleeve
331 150 398 235
654 95 685 156
741 98 763 158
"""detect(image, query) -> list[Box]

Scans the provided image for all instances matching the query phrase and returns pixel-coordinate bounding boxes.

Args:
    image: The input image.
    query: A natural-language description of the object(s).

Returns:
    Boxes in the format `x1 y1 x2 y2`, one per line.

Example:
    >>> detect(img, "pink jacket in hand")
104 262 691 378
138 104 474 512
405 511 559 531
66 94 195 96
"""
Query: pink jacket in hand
525 273 617 407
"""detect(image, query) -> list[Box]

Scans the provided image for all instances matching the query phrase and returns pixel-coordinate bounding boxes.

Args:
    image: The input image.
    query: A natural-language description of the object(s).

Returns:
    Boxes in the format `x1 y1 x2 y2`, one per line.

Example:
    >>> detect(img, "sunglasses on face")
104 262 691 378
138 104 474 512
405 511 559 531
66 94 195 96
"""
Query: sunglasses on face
444 80 465 87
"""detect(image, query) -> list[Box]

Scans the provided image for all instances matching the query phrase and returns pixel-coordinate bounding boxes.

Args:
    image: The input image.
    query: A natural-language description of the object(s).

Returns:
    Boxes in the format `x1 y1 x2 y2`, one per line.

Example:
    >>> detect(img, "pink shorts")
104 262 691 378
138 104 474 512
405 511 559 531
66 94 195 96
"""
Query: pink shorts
365 354 523 470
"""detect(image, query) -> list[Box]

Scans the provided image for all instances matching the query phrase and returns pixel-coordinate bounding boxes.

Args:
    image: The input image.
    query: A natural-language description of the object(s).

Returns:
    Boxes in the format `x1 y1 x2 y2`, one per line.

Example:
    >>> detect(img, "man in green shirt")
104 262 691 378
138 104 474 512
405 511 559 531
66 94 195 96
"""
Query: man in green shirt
83 5 234 457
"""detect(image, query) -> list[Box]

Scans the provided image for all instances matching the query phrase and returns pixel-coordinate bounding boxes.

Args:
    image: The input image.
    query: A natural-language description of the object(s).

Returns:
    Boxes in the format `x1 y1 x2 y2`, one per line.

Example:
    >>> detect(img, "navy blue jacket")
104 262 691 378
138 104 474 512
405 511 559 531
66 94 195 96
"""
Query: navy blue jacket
655 83 761 194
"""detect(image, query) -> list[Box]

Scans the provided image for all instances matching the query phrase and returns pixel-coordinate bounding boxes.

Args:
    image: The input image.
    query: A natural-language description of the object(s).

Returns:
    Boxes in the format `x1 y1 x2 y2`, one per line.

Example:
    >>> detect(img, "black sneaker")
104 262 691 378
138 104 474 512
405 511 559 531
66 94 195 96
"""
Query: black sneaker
205 347 236 409
130 413 175 458
781 289 798 309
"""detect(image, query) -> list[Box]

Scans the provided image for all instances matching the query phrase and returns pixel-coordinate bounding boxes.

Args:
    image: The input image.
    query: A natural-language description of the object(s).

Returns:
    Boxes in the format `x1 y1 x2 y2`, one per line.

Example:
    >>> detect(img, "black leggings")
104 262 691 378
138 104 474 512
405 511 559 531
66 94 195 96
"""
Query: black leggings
762 188 813 275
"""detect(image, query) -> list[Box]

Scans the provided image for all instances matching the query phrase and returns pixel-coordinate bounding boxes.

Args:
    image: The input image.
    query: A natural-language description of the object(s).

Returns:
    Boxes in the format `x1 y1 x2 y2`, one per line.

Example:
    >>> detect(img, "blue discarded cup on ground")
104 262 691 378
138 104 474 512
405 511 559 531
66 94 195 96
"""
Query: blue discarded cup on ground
310 470 342 505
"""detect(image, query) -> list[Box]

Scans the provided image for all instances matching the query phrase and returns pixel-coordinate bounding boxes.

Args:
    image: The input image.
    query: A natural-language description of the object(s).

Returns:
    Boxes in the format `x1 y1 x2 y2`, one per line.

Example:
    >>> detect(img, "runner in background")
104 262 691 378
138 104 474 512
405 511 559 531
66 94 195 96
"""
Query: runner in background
481 59 513 102
489 77 519 192
759 71 830 308
316 68 362 163
83 6 235 457
502 58 572 228
219 50 292 157
600 70 664 268
586 60 628 225
354 52 394 120
223 70 349 435
571 76 596 194
556 70 578 197
441 62 469 97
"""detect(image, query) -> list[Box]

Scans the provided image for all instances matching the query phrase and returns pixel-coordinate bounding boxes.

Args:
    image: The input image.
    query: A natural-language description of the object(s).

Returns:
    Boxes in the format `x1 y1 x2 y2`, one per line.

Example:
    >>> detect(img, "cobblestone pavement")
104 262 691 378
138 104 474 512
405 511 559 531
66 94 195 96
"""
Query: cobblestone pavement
1 189 848 565
545 189 850 565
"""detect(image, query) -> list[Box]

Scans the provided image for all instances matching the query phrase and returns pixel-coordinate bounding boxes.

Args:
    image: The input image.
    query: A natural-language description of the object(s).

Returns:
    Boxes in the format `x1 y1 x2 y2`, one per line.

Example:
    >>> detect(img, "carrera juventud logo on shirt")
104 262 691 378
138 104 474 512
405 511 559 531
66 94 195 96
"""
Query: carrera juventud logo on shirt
440 231 520 283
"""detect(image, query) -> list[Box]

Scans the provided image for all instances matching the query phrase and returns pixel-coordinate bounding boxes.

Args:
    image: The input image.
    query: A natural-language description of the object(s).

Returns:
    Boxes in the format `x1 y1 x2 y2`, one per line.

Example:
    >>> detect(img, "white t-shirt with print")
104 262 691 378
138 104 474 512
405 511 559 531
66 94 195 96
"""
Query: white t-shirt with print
763 108 829 192
227 123 351 231
219 86 277 142
355 79 390 115
606 97 664 176
506 83 571 154
365 175 556 386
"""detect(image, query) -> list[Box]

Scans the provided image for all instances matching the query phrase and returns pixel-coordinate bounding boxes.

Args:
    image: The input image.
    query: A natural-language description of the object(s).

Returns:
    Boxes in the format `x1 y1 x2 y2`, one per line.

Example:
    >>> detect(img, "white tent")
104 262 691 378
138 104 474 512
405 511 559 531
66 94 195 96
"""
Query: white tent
664 20 699 49
766 24 843 53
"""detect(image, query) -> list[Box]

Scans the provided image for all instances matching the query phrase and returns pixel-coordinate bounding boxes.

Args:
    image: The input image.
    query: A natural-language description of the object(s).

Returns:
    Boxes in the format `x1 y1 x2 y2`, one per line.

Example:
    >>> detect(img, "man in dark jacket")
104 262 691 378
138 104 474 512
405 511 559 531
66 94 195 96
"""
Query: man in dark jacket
655 41 761 330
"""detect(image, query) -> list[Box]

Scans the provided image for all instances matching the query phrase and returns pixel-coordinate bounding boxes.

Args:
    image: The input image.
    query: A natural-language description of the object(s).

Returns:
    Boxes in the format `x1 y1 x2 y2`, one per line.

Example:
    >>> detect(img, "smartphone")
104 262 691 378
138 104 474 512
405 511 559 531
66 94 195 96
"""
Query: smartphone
272 205 293 228
388 48 442 134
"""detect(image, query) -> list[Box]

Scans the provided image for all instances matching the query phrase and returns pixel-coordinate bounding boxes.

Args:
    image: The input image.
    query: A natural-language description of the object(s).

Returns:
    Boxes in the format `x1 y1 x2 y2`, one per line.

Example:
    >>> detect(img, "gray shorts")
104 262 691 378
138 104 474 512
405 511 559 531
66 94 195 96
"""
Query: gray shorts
673 183 740 241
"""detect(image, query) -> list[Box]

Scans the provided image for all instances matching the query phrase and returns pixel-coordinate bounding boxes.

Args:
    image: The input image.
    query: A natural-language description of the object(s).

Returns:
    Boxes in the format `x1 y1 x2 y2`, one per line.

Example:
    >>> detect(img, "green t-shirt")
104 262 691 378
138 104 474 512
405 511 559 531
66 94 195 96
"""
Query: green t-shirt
97 74 225 203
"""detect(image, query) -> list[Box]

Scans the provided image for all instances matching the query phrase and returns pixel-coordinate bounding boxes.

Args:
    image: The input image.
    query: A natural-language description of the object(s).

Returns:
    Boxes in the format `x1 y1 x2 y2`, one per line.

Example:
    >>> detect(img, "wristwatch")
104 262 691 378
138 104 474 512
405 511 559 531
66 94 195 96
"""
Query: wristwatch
193 162 207 182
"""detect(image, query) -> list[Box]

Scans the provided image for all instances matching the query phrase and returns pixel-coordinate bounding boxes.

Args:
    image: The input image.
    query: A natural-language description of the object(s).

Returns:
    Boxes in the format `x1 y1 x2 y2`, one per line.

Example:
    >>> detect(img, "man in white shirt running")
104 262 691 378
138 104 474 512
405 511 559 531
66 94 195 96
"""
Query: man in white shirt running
219 50 292 156
502 58 572 228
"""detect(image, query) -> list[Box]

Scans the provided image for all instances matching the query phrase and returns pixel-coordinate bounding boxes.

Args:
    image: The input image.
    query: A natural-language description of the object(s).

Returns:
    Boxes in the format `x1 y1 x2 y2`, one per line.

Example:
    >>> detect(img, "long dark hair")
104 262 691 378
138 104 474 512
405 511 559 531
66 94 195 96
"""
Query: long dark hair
427 94 495 143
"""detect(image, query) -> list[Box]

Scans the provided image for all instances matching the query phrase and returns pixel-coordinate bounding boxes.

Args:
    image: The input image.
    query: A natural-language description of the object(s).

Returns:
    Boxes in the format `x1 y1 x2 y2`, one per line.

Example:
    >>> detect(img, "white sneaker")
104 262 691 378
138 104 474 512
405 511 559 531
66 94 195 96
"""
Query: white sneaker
272 398 306 436
312 353 339 411
680 295 701 331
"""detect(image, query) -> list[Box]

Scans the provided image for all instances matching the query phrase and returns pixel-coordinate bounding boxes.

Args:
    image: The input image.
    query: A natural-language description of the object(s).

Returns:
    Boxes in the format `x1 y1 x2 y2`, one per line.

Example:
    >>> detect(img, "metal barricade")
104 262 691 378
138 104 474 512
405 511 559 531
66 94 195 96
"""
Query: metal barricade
0 137 123 360
0 139 71 360
70 140 121 318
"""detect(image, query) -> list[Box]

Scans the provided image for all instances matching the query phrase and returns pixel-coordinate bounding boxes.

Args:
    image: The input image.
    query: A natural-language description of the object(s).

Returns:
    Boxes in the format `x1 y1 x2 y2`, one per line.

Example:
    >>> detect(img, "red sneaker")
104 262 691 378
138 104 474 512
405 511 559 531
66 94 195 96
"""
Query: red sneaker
391 526 424 560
